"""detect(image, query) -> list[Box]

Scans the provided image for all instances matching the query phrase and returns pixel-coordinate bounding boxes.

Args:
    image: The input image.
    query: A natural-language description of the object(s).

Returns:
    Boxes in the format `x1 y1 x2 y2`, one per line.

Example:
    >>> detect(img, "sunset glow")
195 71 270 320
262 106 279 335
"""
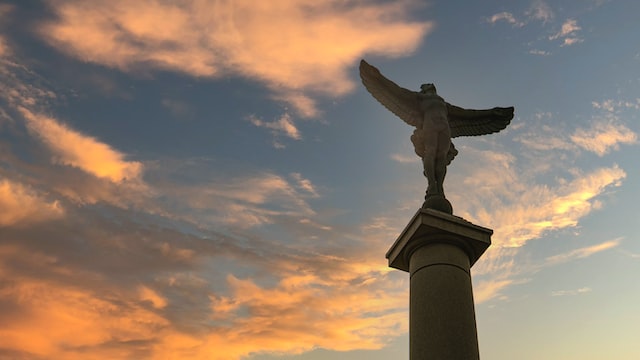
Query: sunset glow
1 1 639 359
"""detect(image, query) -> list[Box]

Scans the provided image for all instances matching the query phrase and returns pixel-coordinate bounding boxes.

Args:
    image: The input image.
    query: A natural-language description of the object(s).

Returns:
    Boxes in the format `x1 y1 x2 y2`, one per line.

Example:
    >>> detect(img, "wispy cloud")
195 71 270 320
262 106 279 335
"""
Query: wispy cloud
516 110 637 156
151 166 319 228
592 98 640 112
489 1 553 28
0 51 149 208
487 12 525 27
390 153 418 163
19 107 143 183
529 49 551 56
474 279 514 303
571 122 637 156
161 98 193 120
526 0 554 23
458 160 625 248
290 172 320 198
38 0 431 117
551 287 592 296
545 238 622 265
549 19 583 46
249 113 302 147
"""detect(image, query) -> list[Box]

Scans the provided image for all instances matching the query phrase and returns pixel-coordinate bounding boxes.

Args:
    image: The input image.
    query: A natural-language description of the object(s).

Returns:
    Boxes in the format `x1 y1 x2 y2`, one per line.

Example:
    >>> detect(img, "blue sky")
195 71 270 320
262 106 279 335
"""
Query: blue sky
0 0 639 359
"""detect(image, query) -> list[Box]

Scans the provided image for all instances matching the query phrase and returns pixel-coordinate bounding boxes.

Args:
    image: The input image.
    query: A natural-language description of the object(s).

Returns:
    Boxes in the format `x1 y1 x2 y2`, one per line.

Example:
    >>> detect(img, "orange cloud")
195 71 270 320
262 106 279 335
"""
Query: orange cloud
138 285 168 309
206 268 407 357
0 261 169 358
474 279 513 304
0 178 64 226
450 149 626 248
0 220 408 360
38 0 431 116
19 107 142 183
0 35 7 57
0 4 13 57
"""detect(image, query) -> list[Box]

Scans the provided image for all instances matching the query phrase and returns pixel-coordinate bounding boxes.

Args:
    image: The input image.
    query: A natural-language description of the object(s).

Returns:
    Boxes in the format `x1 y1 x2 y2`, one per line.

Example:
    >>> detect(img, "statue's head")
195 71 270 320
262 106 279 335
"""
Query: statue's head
420 83 437 94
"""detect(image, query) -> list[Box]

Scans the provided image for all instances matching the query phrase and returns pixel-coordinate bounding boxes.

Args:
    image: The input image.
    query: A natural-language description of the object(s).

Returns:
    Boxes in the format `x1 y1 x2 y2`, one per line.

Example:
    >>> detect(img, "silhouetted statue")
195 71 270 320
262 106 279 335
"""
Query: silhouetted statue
359 59 514 213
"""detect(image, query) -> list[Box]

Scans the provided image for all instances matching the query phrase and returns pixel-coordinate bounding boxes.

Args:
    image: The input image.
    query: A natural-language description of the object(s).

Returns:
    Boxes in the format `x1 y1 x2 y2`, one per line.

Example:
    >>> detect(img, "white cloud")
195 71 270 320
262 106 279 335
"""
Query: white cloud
571 122 637 156
550 19 582 45
529 49 551 56
516 111 637 156
38 0 431 117
551 287 592 296
592 98 640 112
488 12 524 27
249 113 302 145
561 38 583 46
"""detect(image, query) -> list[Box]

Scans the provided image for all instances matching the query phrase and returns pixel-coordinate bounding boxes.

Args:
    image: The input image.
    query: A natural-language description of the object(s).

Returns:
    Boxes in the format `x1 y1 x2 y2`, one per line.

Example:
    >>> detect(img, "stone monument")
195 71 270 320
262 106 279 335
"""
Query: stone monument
359 60 514 360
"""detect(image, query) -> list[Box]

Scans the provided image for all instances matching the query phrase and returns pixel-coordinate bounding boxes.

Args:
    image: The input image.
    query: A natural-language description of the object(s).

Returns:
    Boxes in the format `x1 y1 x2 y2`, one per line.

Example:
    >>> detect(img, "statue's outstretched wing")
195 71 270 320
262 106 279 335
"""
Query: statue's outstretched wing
359 60 421 127
446 104 514 138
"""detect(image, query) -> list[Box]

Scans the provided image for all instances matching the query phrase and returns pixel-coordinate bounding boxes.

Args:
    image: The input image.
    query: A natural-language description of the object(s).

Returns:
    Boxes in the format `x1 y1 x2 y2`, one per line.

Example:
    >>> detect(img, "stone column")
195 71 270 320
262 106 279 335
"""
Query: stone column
386 209 492 360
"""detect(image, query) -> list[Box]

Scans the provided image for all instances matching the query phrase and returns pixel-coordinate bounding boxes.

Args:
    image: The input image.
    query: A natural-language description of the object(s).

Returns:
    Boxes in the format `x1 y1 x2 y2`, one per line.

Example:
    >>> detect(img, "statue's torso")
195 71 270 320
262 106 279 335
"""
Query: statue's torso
418 93 448 131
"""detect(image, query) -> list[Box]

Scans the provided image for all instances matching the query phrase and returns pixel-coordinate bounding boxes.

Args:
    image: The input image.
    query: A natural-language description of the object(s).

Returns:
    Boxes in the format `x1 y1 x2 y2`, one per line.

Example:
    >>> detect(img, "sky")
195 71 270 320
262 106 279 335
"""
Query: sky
0 0 639 359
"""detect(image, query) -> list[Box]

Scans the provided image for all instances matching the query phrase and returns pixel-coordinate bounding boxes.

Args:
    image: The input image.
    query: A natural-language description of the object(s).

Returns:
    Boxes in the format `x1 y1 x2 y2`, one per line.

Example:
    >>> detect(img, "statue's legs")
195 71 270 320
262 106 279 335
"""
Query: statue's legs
421 137 438 196
434 131 451 196
421 131 453 214
435 160 447 195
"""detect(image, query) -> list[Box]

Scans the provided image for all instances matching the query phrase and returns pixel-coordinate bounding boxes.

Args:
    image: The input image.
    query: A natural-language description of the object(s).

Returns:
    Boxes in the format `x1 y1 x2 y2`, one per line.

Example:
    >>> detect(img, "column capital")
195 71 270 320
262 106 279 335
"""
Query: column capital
386 209 492 272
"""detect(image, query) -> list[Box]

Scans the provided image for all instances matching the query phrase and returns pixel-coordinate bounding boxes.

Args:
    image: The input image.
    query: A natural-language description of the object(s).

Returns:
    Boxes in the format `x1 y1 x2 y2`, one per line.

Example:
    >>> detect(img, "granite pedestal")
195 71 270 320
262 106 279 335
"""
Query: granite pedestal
386 209 492 360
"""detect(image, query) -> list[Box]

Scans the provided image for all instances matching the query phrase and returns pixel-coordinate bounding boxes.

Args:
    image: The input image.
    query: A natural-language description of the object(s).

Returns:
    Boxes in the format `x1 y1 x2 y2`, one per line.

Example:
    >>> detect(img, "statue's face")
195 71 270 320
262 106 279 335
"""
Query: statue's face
420 83 436 94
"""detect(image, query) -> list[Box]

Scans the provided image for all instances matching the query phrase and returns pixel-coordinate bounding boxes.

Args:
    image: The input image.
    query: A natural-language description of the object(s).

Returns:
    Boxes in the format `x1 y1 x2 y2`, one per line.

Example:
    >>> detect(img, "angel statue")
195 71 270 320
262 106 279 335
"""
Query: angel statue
359 60 514 214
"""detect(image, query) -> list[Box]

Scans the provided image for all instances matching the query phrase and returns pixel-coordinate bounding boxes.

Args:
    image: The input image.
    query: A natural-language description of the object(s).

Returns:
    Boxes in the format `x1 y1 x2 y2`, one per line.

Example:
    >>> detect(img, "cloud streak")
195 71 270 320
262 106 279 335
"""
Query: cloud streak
38 0 431 117
454 150 625 248
19 107 143 183
545 238 622 265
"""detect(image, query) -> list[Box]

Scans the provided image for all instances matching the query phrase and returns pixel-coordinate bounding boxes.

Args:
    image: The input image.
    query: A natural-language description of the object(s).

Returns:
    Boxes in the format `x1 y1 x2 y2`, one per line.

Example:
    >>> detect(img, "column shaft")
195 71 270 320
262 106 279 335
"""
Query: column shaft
409 242 479 360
